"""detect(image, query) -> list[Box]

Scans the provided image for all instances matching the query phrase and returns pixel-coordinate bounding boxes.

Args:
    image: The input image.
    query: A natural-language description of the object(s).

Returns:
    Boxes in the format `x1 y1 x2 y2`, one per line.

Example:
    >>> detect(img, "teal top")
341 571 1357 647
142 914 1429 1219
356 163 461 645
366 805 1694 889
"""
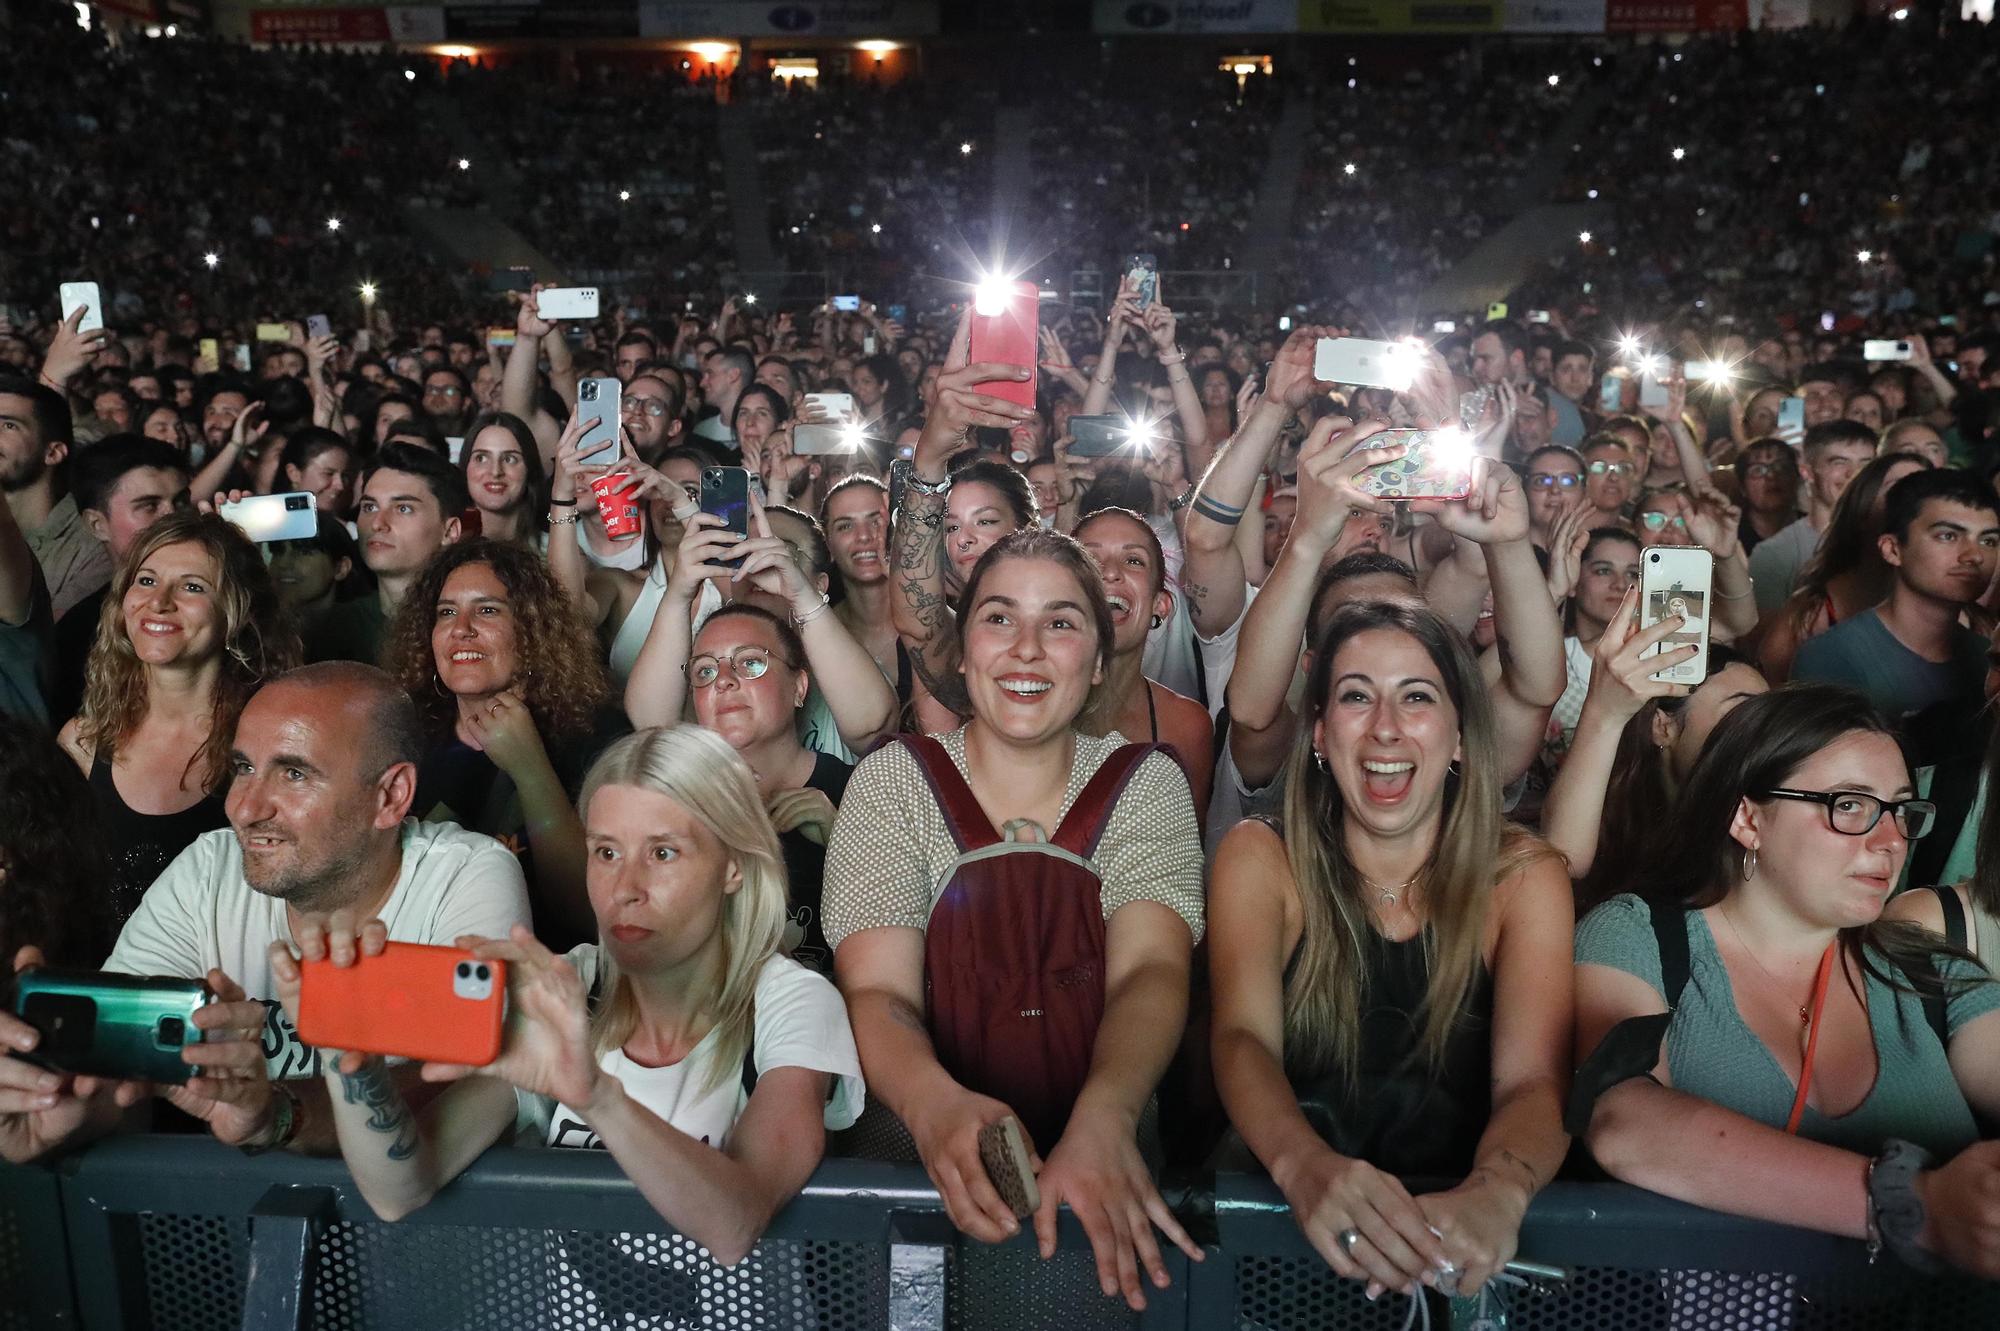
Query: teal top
1576 894 2000 1158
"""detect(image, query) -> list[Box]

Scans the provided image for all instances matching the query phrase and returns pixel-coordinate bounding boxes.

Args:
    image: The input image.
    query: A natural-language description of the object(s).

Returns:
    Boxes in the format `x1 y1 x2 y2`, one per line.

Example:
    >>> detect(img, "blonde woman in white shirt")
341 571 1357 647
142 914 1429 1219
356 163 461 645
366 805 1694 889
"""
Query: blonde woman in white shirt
268 725 863 1267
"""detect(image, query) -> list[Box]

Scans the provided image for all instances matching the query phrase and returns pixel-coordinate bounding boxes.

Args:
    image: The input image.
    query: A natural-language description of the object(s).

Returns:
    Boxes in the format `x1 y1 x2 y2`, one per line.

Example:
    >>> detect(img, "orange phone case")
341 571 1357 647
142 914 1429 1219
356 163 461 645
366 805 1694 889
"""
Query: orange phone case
296 943 506 1066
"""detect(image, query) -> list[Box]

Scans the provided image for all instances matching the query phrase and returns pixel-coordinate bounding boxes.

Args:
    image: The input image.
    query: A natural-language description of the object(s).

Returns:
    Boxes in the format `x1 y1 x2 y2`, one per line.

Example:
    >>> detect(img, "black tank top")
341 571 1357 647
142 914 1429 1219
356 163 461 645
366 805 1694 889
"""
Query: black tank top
90 752 229 925
1268 820 1494 1176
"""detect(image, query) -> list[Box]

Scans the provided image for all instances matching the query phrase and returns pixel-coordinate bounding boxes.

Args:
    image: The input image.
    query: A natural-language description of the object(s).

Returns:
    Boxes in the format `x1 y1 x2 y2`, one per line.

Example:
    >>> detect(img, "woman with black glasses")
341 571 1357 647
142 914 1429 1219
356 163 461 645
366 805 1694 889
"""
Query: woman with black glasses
1573 685 2000 1281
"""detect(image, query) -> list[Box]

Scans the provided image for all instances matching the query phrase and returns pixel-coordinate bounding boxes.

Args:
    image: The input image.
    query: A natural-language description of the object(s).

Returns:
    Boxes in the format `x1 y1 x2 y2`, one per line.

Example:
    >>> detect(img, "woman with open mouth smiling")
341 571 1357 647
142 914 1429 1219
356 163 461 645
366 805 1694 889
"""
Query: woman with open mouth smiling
59 510 299 922
826 527 1208 1315
1207 600 1573 1308
383 539 625 950
1072 505 1214 826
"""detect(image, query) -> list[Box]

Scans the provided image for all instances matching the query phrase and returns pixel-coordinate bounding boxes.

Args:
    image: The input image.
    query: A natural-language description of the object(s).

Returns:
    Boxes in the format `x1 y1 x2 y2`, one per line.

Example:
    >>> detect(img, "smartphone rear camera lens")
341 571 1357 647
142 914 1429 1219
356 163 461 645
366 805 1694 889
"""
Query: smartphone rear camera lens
456 962 471 978
475 965 490 981
1650 553 1661 563
157 1016 186 1047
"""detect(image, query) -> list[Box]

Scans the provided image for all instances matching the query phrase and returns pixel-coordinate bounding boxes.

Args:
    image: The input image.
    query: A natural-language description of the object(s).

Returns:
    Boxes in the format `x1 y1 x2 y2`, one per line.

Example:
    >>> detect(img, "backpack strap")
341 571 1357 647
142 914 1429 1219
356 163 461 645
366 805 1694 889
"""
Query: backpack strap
1931 884 1970 953
898 735 1002 852
1051 743 1158 859
1563 902 1691 1137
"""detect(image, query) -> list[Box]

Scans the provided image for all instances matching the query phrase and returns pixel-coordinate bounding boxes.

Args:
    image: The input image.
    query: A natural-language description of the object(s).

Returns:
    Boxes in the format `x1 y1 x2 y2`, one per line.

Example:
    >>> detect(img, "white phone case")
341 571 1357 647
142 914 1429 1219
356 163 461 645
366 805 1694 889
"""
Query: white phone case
59 282 103 333
1639 547 1714 686
218 492 318 544
537 287 600 321
1313 337 1415 391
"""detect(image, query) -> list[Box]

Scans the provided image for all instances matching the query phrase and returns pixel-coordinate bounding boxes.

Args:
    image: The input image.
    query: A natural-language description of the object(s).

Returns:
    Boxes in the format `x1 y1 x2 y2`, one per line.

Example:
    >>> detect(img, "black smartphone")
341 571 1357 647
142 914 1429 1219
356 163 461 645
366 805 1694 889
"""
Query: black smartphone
700 467 751 568
9 968 214 1084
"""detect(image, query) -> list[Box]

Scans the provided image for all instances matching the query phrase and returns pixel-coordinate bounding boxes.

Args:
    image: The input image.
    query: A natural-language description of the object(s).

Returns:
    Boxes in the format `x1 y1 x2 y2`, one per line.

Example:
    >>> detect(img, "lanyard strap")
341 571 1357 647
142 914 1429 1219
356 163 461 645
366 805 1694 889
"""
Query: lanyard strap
1784 943 1840 1136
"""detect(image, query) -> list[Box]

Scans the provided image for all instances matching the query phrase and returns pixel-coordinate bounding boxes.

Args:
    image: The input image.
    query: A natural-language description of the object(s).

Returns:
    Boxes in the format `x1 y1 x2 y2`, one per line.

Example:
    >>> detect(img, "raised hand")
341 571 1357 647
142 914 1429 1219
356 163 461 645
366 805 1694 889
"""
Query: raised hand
42 305 110 389
916 307 1036 472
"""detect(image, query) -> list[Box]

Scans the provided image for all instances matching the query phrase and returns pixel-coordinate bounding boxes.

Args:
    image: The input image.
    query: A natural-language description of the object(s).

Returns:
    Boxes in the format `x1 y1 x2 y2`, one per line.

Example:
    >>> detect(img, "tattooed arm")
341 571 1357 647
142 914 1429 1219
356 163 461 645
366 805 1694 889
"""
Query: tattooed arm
890 482 971 718
889 306 1034 722
319 1057 516 1222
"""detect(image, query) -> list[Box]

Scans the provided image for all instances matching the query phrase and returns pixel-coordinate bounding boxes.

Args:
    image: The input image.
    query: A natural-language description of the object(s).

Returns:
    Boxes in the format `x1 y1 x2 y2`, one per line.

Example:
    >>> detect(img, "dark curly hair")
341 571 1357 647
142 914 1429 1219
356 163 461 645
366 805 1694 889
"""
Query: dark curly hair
382 539 610 742
0 714 114 965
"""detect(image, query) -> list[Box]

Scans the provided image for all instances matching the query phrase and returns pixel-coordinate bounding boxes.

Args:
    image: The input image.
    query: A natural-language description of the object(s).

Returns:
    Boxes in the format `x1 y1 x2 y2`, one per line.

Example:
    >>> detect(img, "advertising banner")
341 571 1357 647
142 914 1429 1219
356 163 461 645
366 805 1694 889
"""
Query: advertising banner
1092 0 1298 32
1503 0 1606 30
637 1 939 37
1298 0 1501 32
443 3 638 37
1605 0 1745 28
249 6 393 41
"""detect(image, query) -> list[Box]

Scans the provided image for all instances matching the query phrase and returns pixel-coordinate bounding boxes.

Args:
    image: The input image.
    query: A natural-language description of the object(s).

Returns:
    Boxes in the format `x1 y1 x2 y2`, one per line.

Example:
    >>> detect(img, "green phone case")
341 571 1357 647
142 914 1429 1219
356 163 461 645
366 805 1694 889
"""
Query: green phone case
9 968 214 1084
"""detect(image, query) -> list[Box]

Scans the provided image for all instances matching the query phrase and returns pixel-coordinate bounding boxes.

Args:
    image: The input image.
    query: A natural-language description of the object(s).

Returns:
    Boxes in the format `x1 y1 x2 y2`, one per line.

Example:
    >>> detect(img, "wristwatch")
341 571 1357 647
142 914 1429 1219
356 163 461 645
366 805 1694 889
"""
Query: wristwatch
238 1080 302 1156
890 458 951 497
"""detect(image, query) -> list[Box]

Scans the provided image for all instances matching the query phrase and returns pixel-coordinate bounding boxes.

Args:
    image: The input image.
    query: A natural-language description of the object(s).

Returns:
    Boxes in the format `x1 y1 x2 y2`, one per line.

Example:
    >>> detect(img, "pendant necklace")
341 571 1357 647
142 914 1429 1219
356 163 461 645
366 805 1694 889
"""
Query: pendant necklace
1360 870 1421 908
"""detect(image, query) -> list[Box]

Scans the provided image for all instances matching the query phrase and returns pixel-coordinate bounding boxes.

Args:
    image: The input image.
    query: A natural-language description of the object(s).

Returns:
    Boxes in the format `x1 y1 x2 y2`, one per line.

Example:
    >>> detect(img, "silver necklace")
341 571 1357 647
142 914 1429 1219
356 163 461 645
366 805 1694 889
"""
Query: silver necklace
1360 870 1421 908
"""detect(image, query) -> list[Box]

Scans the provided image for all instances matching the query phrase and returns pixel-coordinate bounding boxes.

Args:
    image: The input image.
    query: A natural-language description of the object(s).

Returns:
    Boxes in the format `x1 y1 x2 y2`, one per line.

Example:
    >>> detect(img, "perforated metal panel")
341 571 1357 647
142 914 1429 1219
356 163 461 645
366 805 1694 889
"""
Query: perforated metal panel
1236 1257 2000 1331
301 1221 887 1330
138 1212 248 1330
0 1192 26 1331
949 1244 1139 1331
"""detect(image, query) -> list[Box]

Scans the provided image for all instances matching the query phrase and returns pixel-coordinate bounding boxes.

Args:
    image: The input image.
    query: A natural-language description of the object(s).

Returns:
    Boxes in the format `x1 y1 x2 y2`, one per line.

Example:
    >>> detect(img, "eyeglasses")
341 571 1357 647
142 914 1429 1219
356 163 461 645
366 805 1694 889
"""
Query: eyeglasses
425 384 464 398
1527 473 1582 490
623 399 671 418
1758 788 1937 839
687 648 792 688
1588 460 1636 478
1744 462 1794 479
1639 511 1687 531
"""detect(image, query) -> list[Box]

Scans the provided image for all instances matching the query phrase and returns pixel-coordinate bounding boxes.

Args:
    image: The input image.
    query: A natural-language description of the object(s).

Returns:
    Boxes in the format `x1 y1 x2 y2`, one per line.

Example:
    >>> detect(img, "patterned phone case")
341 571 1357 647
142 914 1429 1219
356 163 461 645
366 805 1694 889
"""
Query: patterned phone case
977 1118 1041 1219
1352 429 1474 501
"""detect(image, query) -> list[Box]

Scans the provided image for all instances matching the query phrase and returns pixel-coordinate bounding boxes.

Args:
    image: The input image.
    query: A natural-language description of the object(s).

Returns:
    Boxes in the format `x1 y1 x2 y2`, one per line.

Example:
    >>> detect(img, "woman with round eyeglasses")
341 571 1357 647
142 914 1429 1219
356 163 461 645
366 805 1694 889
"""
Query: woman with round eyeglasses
1523 445 1585 551
1733 439 1802 555
1575 686 2000 1286
1581 438 1637 527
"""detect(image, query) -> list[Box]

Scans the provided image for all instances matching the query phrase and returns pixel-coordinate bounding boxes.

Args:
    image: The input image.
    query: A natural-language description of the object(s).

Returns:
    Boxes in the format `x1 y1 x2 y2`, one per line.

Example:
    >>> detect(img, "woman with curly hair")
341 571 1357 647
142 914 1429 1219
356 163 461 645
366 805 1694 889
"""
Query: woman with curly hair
57 511 299 921
0 712 115 966
383 538 625 946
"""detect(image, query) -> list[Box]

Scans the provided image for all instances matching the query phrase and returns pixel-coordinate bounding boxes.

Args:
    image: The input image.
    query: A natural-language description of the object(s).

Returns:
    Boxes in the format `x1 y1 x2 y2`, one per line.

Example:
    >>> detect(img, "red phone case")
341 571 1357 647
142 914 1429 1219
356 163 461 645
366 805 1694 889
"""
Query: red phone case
297 943 506 1066
968 280 1040 409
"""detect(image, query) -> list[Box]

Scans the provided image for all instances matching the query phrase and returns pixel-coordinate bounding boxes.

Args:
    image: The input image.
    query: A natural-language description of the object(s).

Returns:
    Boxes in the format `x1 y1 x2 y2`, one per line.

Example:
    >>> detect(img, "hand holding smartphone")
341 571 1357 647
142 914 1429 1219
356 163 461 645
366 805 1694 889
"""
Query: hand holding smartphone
296 943 506 1067
977 1116 1041 1219
1638 547 1713 685
574 377 622 467
700 467 752 568
8 968 213 1084
1345 427 1476 501
968 280 1039 409
58 281 103 334
536 287 600 321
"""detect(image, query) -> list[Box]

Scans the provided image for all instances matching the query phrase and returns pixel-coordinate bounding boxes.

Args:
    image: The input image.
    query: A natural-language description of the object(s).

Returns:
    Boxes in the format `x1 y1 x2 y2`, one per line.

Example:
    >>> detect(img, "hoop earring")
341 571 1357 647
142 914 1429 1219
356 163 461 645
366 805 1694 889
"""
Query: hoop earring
1742 848 1758 881
1150 614 1164 629
1313 750 1329 774
432 673 453 699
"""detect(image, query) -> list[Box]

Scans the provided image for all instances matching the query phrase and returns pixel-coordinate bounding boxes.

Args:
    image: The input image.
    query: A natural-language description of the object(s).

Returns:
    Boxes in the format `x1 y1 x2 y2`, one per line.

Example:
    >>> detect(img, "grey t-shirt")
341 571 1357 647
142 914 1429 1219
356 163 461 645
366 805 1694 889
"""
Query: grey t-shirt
1747 514 1821 615
1791 608 1987 722
1576 894 2000 1157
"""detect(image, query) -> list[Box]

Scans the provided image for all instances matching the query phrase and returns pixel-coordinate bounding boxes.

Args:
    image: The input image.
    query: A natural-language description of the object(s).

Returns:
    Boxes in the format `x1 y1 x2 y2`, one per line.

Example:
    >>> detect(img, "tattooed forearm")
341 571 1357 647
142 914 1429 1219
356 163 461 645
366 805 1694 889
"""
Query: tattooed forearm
338 1061 419 1161
900 596 971 717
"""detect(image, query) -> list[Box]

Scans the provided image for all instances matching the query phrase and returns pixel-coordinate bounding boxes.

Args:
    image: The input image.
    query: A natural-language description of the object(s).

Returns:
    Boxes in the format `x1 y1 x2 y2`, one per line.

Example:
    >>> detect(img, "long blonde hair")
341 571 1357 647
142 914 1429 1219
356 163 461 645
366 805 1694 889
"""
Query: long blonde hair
78 511 299 790
577 726 790 1095
1279 601 1552 1081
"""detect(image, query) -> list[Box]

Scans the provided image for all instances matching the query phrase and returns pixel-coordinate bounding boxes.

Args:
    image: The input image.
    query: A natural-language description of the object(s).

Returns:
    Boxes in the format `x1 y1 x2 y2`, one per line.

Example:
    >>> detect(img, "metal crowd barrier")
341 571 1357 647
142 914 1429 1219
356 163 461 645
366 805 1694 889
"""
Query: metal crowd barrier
5 1136 1998 1330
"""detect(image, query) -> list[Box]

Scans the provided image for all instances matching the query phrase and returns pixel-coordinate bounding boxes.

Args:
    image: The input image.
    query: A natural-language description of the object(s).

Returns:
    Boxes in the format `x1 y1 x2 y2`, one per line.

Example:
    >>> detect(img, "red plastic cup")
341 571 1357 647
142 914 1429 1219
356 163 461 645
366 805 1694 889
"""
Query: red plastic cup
590 473 643 540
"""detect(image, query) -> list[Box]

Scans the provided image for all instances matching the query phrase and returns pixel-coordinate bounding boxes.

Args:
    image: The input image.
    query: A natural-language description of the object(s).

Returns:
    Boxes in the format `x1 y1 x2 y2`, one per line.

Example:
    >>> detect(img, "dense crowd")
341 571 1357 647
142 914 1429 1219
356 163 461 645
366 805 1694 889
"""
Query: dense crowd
7 7 2000 1326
